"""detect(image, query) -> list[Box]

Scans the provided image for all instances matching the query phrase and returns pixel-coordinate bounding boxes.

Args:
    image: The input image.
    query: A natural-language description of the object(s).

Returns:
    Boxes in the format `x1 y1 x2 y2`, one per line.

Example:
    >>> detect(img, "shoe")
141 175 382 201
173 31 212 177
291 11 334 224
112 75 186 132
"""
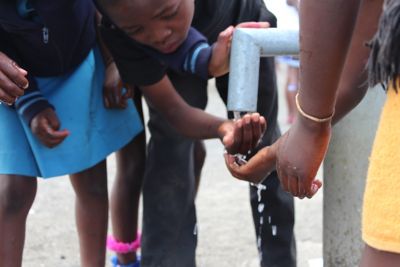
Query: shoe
111 255 140 267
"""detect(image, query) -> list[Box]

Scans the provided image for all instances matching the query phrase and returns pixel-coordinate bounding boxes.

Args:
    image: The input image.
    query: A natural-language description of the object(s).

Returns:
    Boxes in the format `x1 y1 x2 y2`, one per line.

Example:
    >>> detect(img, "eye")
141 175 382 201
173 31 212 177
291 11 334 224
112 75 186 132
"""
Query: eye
161 9 179 20
126 27 144 36
161 2 181 20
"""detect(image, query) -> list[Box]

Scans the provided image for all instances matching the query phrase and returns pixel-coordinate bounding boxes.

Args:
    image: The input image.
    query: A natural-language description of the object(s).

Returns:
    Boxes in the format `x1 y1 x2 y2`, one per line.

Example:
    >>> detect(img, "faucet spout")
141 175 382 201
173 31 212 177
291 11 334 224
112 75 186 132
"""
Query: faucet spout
227 28 299 113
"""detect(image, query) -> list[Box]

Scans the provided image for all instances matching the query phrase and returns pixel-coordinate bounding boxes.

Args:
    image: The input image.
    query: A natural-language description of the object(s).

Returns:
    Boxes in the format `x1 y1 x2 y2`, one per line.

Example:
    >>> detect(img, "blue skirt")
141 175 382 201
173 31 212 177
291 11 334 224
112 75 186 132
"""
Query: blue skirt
0 47 143 178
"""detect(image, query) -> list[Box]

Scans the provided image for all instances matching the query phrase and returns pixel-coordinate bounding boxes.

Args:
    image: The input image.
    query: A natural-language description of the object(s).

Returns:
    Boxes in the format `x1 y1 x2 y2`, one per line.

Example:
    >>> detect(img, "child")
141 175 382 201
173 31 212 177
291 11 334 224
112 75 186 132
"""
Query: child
96 0 296 266
0 0 143 266
361 0 400 265
0 1 263 266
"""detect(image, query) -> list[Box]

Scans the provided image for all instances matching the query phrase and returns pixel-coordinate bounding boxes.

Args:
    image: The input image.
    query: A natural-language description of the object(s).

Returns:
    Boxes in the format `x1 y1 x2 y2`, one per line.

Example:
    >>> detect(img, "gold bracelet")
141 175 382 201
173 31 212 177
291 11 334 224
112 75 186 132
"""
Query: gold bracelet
295 93 334 123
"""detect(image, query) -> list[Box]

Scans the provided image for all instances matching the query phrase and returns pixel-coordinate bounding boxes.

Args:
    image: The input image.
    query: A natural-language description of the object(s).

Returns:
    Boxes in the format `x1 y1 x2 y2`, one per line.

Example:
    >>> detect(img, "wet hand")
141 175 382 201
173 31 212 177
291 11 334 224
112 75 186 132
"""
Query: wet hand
275 116 328 198
31 108 69 148
224 145 277 184
221 113 266 155
209 22 270 78
0 51 29 105
103 62 133 109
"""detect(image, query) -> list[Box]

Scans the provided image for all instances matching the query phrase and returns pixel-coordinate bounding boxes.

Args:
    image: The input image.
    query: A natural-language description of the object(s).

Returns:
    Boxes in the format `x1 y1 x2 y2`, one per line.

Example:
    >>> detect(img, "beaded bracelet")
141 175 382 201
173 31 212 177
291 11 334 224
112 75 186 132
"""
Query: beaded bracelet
295 93 334 123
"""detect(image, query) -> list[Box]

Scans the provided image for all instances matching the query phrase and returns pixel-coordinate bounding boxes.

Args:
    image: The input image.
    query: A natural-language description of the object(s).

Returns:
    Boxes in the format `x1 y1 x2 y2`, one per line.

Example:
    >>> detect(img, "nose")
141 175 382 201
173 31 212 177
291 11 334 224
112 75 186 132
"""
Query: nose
149 27 172 46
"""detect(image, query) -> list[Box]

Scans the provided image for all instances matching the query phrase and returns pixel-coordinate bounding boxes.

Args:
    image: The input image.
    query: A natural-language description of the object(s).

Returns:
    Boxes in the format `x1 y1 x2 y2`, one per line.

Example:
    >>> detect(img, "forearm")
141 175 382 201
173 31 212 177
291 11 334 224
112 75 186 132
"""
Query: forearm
166 104 226 140
332 0 384 124
298 0 361 119
140 75 227 140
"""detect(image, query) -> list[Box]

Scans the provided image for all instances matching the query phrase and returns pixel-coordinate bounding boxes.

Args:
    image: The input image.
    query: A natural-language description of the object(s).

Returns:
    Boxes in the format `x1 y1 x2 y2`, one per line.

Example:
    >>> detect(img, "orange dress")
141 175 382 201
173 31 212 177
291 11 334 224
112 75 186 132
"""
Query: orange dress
362 80 400 253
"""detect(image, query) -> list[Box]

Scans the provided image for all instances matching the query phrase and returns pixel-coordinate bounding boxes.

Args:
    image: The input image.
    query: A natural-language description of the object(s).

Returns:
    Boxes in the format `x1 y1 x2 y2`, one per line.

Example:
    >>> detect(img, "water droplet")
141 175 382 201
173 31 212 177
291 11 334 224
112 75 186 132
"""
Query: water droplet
272 225 277 236
260 216 264 225
268 216 271 224
258 203 265 213
193 224 197 235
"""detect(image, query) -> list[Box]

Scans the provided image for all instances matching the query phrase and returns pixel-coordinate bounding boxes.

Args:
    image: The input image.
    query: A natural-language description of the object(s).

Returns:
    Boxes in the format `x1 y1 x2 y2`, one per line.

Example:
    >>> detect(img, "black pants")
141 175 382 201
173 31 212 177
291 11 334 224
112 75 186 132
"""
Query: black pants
140 57 296 267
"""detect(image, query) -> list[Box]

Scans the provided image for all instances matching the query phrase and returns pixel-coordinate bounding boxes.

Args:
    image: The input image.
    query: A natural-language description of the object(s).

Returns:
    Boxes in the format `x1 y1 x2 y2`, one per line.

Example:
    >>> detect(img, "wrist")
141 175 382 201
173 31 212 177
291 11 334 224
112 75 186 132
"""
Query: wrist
217 120 232 141
296 112 332 135
104 57 114 68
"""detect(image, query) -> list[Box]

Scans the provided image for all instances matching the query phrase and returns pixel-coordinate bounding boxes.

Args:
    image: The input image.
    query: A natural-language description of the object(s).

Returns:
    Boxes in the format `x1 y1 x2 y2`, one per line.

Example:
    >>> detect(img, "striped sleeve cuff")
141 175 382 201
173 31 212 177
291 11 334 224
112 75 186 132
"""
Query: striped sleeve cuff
14 87 54 126
183 42 212 80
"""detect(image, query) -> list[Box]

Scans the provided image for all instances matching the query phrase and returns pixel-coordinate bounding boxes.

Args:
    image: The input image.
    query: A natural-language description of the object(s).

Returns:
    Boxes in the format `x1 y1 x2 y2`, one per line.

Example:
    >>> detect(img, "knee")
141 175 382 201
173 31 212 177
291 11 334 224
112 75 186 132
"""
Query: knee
87 181 108 198
0 176 36 216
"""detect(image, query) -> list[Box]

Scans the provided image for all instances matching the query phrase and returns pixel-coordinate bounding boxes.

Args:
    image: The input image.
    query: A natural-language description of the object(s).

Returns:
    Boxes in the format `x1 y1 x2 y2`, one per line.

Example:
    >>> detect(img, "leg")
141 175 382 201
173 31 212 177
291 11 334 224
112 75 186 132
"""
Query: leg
216 57 296 267
360 244 400 267
111 132 146 264
69 161 108 267
141 72 207 267
0 175 37 267
110 89 146 265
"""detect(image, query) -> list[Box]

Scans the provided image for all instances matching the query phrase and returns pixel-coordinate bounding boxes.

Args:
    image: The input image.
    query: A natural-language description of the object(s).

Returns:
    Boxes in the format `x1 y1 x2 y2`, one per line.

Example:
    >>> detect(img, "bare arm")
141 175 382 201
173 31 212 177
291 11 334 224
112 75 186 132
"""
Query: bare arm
140 75 227 140
333 0 383 124
140 75 266 154
225 0 371 196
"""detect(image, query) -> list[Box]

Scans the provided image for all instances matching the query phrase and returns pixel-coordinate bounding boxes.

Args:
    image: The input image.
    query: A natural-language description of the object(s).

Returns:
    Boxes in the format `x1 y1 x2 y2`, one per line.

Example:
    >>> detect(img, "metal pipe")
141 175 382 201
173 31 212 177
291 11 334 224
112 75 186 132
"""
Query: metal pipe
227 28 299 112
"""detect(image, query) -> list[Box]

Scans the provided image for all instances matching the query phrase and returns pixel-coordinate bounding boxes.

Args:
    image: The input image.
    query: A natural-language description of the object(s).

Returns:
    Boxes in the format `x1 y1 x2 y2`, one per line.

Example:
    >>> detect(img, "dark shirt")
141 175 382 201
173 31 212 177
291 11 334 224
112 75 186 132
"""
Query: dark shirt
0 0 96 124
141 27 212 80
97 0 275 86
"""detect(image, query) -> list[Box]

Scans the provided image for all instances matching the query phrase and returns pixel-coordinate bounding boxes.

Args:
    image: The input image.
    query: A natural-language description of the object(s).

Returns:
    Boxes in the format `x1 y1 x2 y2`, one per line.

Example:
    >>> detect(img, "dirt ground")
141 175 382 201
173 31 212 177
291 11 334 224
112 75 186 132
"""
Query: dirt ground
23 67 323 267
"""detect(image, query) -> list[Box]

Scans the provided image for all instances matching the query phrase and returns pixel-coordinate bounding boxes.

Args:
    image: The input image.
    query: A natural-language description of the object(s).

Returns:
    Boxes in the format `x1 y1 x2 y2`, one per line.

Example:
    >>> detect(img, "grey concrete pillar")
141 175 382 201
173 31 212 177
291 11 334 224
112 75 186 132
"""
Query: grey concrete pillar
323 87 386 266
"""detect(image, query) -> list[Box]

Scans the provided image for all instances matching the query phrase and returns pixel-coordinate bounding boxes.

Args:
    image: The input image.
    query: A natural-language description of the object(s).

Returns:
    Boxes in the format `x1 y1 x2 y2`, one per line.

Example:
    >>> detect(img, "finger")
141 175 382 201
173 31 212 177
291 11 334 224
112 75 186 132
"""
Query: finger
224 153 262 183
1 60 29 89
47 128 70 139
297 176 306 199
224 153 243 178
122 86 133 99
113 86 122 107
259 116 267 135
0 71 25 97
306 180 323 198
227 120 242 154
104 84 118 108
104 95 110 108
0 90 16 104
236 21 270 29
280 175 290 193
45 127 69 146
239 114 252 154
276 157 289 192
287 175 299 197
250 113 261 148
219 26 234 38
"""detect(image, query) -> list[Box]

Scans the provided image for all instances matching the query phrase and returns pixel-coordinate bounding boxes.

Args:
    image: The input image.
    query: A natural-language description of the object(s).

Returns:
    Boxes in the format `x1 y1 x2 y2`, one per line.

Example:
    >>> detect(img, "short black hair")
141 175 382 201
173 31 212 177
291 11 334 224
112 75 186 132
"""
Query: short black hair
368 0 400 90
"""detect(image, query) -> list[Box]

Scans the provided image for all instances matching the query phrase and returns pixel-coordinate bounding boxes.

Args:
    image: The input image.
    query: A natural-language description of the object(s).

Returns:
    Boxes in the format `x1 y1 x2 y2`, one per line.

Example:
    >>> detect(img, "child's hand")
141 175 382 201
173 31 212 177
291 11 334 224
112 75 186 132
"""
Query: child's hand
220 113 266 155
208 22 270 78
224 145 277 184
103 62 133 109
0 51 29 105
30 108 70 148
225 116 325 199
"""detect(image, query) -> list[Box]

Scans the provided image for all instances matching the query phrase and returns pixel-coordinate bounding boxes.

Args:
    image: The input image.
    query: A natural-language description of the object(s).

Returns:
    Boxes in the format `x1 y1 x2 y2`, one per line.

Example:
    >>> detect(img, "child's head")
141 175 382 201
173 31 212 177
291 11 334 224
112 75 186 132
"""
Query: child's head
99 0 194 53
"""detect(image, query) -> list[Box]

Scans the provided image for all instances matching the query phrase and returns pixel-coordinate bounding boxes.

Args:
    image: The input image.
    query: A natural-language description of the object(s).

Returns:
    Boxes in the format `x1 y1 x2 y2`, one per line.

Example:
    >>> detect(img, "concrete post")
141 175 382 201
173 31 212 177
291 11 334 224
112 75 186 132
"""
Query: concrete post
323 87 385 266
